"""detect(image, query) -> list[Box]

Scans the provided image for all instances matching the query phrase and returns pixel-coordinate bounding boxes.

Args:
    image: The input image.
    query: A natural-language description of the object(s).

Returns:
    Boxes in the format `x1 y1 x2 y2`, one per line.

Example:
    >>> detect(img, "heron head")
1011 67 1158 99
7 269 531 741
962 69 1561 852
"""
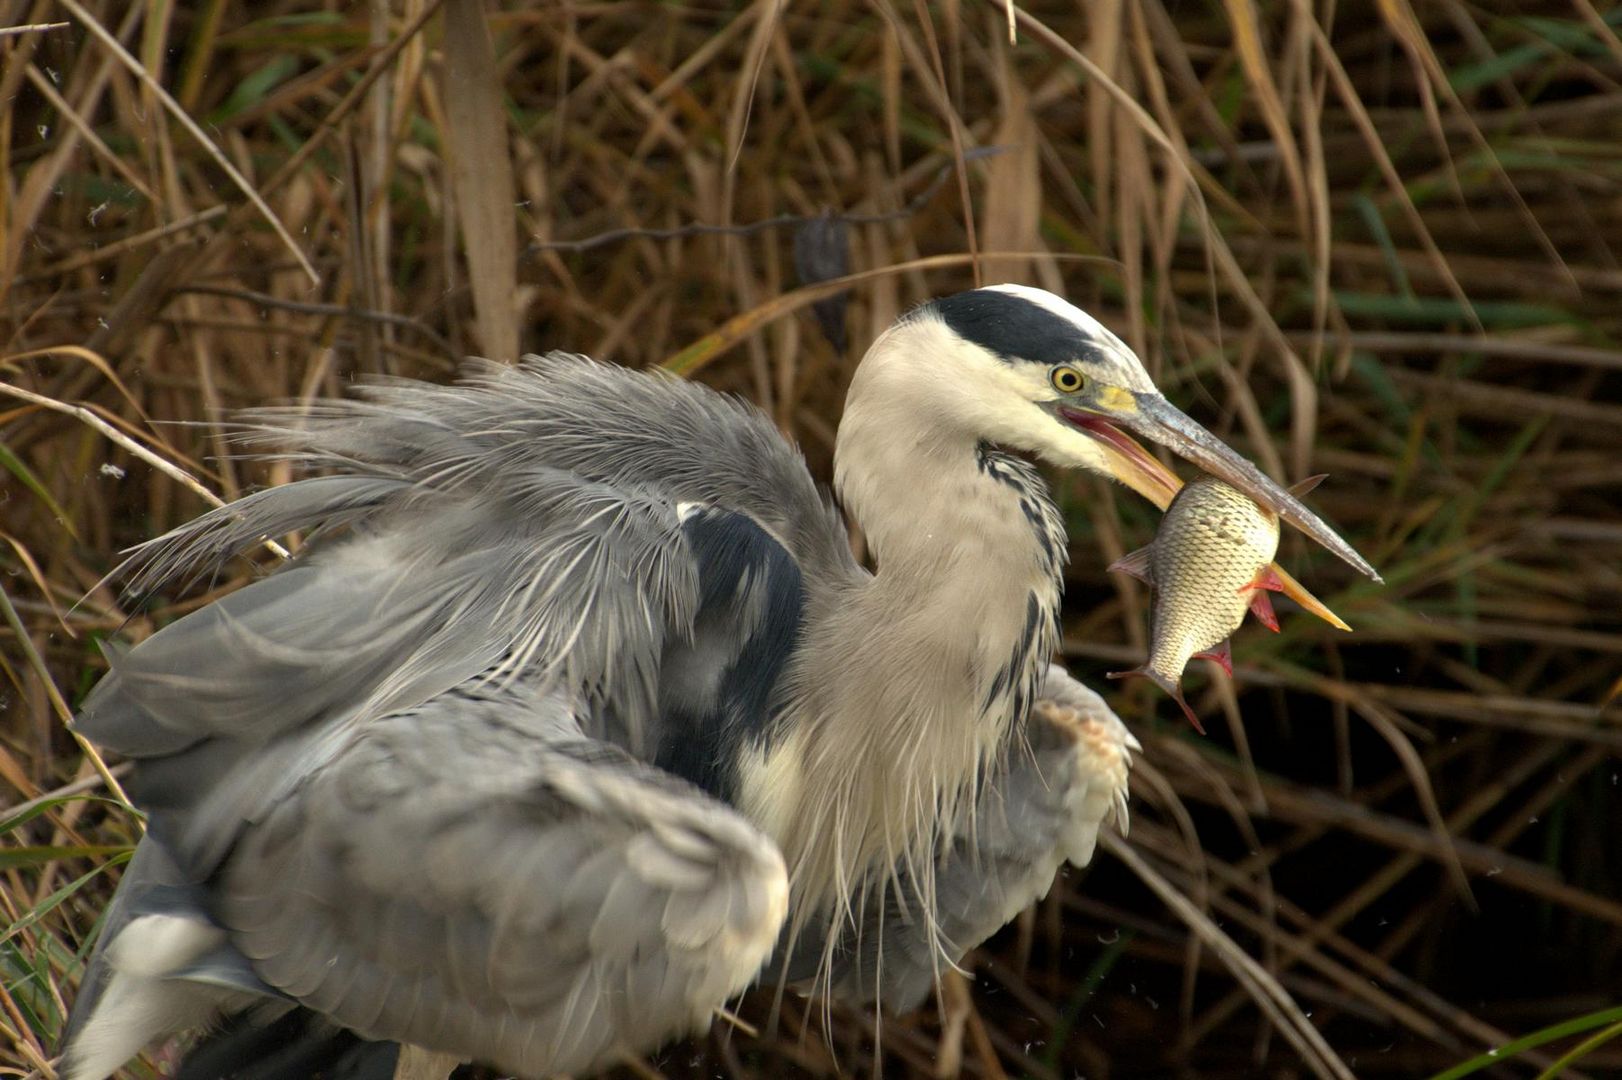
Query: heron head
868 283 1379 582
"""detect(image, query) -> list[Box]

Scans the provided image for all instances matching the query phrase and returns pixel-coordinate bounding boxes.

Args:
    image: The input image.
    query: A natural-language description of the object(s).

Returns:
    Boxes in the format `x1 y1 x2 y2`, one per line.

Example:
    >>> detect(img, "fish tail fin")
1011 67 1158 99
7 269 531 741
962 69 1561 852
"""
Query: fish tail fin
1108 665 1207 735
1169 686 1206 735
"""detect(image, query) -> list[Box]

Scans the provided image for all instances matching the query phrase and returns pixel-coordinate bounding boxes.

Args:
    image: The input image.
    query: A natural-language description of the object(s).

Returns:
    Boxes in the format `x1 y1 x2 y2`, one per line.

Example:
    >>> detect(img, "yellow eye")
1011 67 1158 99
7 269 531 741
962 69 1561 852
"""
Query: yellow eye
1050 366 1085 394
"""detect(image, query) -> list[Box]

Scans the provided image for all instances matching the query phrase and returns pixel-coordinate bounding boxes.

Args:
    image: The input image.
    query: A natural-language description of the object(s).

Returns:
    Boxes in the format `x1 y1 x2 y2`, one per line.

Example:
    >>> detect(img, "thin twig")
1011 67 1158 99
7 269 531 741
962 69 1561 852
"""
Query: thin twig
0 22 68 37
172 285 456 357
24 207 226 282
524 148 1007 256
2 761 133 818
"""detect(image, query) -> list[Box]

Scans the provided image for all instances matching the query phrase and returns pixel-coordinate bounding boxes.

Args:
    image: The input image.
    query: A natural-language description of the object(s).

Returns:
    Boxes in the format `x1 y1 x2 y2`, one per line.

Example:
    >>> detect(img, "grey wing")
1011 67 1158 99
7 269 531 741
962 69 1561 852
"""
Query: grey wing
66 689 787 1080
797 664 1138 1011
220 692 788 1077
230 352 858 582
86 352 852 763
82 469 708 767
72 477 709 898
63 359 828 1077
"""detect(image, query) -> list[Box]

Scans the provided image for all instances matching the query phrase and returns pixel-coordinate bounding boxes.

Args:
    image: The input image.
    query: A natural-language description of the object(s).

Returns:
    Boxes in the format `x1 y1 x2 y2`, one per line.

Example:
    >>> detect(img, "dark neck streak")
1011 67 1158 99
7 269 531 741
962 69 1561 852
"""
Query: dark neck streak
972 442 1066 721
771 414 1072 924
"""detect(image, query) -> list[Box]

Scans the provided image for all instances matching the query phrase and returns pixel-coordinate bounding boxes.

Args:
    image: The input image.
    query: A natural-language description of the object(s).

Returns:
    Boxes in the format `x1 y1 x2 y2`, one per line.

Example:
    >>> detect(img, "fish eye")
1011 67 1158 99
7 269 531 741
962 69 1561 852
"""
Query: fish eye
1049 365 1085 394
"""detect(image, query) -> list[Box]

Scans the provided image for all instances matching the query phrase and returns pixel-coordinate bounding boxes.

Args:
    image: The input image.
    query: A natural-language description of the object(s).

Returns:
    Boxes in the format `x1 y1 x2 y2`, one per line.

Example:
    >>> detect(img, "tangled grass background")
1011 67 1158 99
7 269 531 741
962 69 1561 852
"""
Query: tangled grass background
2 2 1620 1077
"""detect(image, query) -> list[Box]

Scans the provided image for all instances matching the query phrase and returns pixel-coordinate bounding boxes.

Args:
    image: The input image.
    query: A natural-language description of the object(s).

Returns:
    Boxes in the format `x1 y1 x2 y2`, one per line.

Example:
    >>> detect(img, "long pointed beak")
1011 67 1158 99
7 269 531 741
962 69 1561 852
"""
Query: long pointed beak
1125 393 1380 582
1059 394 1376 629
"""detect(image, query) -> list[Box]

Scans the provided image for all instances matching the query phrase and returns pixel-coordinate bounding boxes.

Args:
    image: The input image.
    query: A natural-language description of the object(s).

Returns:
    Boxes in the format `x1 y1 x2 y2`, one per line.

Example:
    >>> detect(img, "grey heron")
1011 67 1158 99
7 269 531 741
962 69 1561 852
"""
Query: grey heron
59 283 1376 1080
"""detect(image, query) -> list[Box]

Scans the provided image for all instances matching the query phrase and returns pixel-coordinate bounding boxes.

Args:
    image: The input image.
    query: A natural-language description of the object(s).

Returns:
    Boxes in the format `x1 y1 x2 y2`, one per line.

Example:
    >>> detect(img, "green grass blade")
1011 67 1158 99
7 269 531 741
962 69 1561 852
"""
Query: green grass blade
0 442 77 540
1428 1004 1622 1080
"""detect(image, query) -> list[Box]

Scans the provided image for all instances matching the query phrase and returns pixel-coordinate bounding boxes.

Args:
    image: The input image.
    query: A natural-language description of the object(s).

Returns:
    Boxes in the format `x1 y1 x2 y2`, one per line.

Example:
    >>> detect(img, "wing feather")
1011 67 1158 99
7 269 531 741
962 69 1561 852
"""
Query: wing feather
213 692 787 1077
85 471 703 775
64 356 828 1080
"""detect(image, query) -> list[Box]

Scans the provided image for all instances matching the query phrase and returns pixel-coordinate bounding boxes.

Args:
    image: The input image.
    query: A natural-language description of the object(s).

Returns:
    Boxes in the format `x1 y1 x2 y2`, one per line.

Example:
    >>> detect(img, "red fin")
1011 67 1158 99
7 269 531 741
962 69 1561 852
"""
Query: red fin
1289 473 1328 497
1107 546 1154 585
1241 565 1285 594
1108 665 1206 735
1193 639 1233 677
1248 589 1281 632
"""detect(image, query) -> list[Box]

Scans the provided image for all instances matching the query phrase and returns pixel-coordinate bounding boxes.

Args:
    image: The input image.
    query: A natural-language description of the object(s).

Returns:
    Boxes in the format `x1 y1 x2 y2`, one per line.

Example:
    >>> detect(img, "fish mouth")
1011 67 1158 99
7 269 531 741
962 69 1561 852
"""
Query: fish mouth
1061 396 1381 584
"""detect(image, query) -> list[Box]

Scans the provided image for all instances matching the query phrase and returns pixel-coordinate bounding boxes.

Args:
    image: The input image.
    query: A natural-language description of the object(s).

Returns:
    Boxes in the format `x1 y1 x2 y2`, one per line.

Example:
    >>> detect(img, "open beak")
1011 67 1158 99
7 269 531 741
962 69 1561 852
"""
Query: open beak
1060 392 1377 630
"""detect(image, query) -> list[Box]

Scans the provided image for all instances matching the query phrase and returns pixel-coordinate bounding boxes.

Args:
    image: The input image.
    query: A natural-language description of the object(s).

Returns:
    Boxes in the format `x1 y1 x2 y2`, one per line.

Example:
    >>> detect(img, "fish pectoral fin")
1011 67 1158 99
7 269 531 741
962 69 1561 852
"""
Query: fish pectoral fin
1247 589 1281 632
1289 473 1328 497
1108 665 1207 736
1241 565 1286 594
1238 566 1285 631
1192 639 1234 677
1107 546 1155 584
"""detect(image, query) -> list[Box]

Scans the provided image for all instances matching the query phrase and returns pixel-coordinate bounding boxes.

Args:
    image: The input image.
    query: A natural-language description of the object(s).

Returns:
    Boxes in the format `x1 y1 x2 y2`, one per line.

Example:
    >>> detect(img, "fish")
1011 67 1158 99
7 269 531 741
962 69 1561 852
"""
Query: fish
1107 474 1325 733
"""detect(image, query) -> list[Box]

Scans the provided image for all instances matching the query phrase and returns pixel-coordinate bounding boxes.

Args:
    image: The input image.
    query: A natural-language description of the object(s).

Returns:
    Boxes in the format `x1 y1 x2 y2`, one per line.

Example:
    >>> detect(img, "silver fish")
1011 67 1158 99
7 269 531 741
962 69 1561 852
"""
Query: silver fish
1107 475 1324 731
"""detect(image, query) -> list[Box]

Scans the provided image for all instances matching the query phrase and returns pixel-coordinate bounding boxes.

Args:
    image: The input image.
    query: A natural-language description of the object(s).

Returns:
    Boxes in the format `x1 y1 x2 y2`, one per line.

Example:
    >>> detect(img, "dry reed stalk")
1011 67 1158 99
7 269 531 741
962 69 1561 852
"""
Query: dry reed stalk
2 2 1619 1077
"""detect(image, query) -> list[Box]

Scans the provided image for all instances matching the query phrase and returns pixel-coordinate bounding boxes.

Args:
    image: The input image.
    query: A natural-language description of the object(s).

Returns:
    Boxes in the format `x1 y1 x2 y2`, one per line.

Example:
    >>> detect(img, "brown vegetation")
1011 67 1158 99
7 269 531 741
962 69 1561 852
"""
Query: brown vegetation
2 2 1620 1077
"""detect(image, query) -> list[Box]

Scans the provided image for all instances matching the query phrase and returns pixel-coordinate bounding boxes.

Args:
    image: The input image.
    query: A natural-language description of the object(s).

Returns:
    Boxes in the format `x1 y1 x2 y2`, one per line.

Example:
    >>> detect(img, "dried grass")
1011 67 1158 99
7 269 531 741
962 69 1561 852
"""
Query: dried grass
3 2 1620 1078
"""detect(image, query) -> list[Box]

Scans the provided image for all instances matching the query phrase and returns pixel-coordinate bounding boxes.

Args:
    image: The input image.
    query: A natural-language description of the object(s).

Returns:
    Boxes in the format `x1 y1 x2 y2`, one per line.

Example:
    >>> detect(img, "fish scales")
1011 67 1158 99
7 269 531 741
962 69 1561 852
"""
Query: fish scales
1108 476 1283 731
1147 478 1280 677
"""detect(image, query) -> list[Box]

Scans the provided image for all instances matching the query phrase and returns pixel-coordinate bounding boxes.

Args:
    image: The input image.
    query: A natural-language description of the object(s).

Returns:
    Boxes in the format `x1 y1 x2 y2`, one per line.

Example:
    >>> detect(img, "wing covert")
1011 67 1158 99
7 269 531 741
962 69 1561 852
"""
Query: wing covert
64 356 832 1079
84 467 704 767
216 687 788 1077
653 505 806 802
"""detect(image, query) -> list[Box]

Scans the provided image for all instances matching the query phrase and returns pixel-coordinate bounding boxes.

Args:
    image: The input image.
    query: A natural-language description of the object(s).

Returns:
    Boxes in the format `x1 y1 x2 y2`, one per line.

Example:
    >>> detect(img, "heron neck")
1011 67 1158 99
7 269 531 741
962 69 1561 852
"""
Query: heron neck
760 402 1064 923
835 425 1065 756
833 397 1066 602
828 326 1068 602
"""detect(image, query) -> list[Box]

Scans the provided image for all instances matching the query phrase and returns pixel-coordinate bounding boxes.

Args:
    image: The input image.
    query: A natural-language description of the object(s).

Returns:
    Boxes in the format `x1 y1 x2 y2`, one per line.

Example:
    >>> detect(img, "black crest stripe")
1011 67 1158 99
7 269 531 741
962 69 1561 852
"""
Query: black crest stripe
928 289 1094 366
